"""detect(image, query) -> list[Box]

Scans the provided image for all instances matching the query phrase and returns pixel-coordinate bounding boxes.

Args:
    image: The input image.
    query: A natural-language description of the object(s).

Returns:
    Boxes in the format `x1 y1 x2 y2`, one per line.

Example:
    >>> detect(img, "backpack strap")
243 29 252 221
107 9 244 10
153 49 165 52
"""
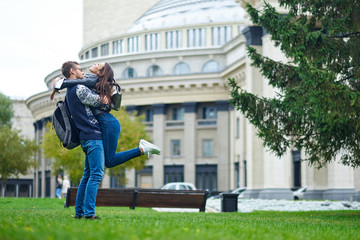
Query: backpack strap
61 97 73 148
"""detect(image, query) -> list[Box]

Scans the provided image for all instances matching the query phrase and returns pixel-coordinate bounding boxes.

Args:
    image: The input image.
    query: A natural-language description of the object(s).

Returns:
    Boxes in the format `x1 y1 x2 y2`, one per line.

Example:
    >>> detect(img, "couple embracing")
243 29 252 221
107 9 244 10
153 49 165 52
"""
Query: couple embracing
52 61 161 220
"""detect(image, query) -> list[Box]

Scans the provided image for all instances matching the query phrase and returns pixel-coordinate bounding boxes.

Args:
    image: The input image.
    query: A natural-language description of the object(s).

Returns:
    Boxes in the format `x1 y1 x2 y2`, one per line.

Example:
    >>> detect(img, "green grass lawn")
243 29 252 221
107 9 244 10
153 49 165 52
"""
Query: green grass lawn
0 198 359 240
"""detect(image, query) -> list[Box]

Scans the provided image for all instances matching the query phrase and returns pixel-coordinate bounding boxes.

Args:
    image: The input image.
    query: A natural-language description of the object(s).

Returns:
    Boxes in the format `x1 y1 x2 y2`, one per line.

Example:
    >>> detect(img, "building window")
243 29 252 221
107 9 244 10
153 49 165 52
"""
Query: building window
145 109 153 122
166 30 182 49
236 117 240 139
164 165 184 184
292 150 301 188
202 60 222 73
173 62 190 75
202 139 214 157
243 160 247 187
122 67 136 79
101 43 109 56
5 184 15 197
145 33 160 51
171 139 181 157
80 55 84 60
113 40 124 55
19 184 30 197
187 28 206 47
135 166 153 188
38 171 42 197
198 105 217 125
110 171 125 188
235 161 240 188
128 36 140 53
212 26 232 46
147 65 163 77
202 106 217 119
85 51 89 59
91 47 98 58
196 165 217 191
172 107 184 120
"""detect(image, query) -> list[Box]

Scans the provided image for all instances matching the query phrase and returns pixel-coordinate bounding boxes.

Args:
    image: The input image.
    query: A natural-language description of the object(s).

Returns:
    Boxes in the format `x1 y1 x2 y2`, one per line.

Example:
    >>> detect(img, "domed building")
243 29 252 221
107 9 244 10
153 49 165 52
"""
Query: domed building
26 0 360 200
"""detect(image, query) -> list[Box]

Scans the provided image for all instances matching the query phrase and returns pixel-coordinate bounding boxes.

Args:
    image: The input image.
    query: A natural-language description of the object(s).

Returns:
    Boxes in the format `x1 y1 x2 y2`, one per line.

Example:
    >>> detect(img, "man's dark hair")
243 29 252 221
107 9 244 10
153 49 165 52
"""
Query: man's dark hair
62 61 79 78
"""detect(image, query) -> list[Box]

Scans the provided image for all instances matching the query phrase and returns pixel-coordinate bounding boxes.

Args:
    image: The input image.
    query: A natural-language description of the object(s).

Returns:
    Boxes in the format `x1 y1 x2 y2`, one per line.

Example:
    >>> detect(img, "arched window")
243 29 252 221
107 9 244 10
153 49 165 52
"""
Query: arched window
122 67 136 79
173 62 191 75
147 65 163 77
202 60 222 73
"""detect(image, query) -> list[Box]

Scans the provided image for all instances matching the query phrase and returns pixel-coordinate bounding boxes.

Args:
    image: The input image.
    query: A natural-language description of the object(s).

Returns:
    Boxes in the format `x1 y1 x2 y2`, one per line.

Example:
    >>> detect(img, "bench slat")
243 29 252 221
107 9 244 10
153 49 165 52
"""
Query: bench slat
65 187 207 212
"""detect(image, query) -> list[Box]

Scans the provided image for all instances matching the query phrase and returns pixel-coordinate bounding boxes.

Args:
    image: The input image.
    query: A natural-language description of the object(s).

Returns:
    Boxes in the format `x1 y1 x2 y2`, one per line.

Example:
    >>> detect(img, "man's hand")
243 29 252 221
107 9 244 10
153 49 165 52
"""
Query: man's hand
52 77 62 89
50 77 62 100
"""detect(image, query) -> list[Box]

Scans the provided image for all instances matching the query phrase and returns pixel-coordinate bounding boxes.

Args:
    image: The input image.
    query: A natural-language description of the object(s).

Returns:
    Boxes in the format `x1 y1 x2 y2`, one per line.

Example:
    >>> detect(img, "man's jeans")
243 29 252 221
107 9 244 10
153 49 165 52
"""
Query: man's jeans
75 140 104 217
96 112 141 168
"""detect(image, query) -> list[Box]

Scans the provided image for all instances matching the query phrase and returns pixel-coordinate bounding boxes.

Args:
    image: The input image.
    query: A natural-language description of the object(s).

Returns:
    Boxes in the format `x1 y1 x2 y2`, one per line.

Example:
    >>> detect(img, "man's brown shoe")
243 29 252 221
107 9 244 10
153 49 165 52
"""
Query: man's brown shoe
84 215 101 220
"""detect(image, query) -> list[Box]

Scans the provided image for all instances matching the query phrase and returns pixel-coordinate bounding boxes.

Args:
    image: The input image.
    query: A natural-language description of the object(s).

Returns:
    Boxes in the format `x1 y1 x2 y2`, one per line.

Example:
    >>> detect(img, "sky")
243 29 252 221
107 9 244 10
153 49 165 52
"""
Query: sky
0 0 83 100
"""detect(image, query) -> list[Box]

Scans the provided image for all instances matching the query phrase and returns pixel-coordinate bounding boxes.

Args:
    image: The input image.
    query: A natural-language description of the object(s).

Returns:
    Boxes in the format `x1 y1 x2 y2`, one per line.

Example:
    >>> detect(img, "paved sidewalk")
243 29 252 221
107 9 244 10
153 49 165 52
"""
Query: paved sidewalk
206 198 360 213
152 198 360 213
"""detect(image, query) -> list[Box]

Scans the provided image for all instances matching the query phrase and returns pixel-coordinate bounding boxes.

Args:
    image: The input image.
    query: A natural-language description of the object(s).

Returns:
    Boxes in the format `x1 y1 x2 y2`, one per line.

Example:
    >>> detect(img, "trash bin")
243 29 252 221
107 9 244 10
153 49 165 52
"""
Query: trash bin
220 193 239 212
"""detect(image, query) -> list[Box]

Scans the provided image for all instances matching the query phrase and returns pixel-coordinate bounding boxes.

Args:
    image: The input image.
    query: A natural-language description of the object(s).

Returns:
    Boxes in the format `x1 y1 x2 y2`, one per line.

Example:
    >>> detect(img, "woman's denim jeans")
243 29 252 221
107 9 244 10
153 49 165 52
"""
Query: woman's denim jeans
75 140 104 218
96 112 141 168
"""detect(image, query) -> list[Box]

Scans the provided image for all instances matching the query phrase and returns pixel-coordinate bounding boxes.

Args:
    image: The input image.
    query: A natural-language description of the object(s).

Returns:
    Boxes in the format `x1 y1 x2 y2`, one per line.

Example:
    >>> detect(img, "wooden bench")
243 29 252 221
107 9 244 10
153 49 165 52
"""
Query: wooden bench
65 187 208 212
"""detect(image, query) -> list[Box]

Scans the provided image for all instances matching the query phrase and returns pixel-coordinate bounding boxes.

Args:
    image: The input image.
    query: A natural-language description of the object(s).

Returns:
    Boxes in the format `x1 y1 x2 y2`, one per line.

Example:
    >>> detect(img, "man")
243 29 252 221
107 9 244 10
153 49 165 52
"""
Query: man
60 61 108 220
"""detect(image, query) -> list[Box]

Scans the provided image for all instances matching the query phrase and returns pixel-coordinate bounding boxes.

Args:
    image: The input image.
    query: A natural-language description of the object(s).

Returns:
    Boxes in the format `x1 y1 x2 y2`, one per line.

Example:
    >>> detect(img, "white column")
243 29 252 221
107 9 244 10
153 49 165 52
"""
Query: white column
15 184 19 197
102 173 110 188
259 150 293 199
216 101 231 191
303 158 328 200
50 172 56 198
229 109 236 190
126 169 136 187
323 159 357 201
241 44 264 198
183 102 197 184
152 104 166 188
40 119 46 198
354 167 360 192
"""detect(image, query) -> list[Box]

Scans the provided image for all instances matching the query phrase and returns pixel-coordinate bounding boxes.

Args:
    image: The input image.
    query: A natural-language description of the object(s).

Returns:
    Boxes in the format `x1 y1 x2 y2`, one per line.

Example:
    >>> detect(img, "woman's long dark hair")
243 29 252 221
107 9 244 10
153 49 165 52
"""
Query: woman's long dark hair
95 63 115 108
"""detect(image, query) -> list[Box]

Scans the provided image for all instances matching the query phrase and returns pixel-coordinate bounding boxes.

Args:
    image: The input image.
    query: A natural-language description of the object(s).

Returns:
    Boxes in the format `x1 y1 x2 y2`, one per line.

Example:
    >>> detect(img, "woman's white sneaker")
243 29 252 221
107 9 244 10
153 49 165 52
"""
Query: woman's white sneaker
139 139 161 157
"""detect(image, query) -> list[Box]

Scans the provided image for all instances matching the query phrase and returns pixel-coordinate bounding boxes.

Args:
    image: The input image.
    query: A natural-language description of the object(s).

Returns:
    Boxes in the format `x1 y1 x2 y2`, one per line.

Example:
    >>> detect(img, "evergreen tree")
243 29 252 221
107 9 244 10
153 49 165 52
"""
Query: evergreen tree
228 0 360 167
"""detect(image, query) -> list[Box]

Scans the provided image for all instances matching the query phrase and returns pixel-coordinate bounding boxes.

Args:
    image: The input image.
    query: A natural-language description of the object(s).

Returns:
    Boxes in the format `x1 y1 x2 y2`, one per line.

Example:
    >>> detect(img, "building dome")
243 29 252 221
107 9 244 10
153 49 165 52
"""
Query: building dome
127 0 246 33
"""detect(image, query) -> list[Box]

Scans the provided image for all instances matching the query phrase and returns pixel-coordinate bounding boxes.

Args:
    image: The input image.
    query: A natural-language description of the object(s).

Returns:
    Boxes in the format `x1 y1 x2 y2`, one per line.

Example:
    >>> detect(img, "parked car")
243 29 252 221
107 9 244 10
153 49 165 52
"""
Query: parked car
230 187 246 196
293 186 307 200
211 187 246 199
161 182 197 190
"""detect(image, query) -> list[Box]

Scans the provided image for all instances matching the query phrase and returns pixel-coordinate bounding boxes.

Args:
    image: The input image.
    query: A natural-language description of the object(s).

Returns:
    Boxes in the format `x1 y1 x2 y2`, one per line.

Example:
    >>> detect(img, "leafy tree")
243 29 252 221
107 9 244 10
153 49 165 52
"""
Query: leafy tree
109 108 149 185
43 107 149 185
0 92 39 197
0 125 38 197
0 92 14 127
228 1 360 167
42 121 85 184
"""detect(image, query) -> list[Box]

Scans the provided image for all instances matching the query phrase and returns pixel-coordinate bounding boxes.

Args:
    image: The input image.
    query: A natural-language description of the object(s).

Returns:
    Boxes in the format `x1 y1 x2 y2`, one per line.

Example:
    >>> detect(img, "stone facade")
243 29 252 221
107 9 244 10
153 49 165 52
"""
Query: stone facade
23 0 360 200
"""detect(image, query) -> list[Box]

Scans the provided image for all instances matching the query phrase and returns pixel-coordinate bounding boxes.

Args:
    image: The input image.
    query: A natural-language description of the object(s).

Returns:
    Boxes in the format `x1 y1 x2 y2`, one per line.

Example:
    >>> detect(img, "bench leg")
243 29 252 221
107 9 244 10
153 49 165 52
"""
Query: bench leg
199 191 209 212
64 188 71 208
130 190 138 210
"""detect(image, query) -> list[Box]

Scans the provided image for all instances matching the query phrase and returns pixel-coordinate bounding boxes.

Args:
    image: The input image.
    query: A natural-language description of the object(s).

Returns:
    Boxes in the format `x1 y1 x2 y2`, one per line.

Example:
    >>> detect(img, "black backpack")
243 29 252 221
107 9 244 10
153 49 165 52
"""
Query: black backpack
52 98 80 149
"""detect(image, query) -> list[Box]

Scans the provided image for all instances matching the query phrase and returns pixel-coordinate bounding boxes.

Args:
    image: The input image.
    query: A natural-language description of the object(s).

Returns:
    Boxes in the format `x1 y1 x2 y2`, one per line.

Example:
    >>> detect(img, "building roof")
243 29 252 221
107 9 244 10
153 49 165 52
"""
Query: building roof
127 0 246 33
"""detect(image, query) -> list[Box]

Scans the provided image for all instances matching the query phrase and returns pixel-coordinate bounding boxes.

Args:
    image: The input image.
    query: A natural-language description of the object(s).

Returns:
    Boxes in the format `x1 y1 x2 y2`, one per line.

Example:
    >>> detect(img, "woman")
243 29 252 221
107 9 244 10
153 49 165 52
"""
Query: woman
56 175 63 199
52 62 160 168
